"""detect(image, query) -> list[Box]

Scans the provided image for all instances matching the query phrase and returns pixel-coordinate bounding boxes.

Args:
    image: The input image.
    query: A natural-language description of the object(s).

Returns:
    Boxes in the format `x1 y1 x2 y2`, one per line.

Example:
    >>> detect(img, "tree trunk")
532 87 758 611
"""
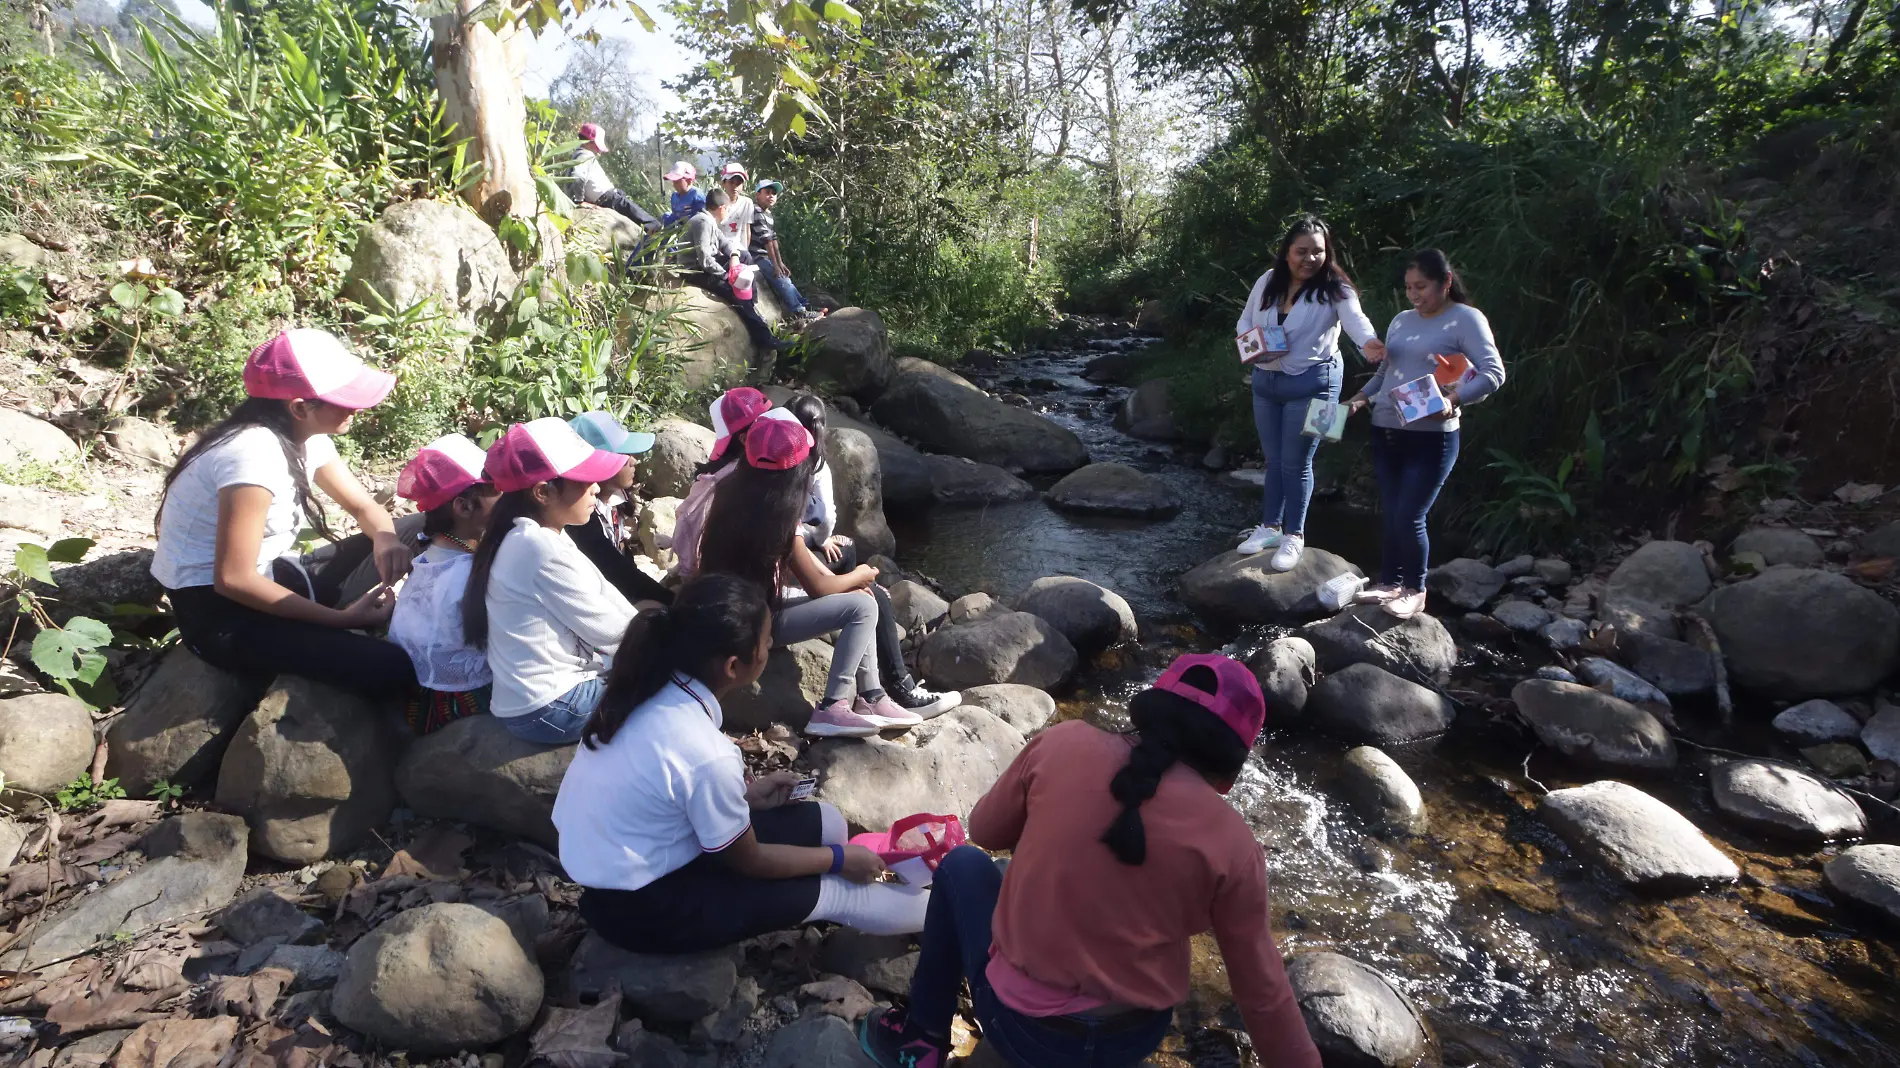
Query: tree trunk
1821 0 1872 76
431 1 536 223
1099 20 1126 250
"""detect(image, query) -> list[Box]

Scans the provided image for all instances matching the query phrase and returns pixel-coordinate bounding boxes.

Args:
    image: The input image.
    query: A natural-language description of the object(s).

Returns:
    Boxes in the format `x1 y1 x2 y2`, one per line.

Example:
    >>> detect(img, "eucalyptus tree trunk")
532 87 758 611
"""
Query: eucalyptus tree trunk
431 0 536 223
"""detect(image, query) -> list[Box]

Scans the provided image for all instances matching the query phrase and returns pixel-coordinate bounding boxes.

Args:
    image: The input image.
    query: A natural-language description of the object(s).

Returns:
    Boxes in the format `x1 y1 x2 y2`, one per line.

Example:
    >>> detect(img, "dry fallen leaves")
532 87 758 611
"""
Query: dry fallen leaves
108 1015 239 1068
202 966 294 1020
382 826 474 881
799 976 876 1021
529 989 622 1068
1833 482 1886 505
45 985 182 1035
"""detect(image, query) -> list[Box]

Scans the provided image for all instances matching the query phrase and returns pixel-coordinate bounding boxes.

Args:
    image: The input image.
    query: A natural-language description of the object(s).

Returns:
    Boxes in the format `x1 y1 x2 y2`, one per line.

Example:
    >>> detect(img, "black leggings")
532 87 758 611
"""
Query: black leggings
799 527 909 688
579 804 824 954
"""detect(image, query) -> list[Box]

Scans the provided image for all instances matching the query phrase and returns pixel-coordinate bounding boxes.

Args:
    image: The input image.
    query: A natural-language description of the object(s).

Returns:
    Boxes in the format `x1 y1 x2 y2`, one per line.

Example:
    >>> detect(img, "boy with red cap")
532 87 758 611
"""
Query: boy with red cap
567 122 661 233
659 159 706 227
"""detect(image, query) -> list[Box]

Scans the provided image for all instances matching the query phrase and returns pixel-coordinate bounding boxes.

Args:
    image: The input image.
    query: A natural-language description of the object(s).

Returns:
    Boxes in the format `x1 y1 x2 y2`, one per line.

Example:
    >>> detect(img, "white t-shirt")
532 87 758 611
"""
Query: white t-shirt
151 427 339 589
388 545 489 692
720 195 756 248
484 517 636 717
552 675 752 891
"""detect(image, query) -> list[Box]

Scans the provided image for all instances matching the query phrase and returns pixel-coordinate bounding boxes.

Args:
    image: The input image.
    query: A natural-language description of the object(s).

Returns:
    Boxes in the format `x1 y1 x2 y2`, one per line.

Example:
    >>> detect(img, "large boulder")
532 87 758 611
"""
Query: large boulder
107 647 269 796
1600 540 1711 640
395 716 576 847
36 548 166 625
918 611 1078 691
215 678 408 864
0 407 79 468
568 202 645 258
920 454 1038 506
1285 952 1433 1068
802 309 896 402
1708 759 1864 842
342 200 516 333
1178 548 1363 625
1299 606 1457 685
0 692 94 798
1863 705 1900 764
1114 379 1175 441
1043 463 1181 518
1248 636 1317 727
1771 699 1862 746
332 903 544 1056
1537 780 1738 891
1338 747 1427 835
1620 632 1715 698
643 417 716 500
824 427 896 559
888 580 949 632
1699 567 1900 698
569 932 735 1021
1425 558 1506 610
1823 845 1900 928
1308 664 1455 745
1509 679 1676 771
656 284 785 391
1730 527 1823 568
870 373 1087 475
959 684 1056 735
1862 521 1900 559
1012 576 1137 656
811 706 1026 831
722 639 834 733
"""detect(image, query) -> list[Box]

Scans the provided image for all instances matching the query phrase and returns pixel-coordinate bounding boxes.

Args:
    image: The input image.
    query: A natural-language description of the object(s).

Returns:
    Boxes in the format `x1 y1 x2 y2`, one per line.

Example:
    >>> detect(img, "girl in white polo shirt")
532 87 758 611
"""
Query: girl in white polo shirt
388 434 498 734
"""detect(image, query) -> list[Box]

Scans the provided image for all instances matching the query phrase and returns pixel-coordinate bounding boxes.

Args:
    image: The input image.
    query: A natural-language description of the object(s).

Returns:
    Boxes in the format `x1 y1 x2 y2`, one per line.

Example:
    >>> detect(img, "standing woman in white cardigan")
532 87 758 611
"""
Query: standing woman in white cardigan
1234 217 1385 570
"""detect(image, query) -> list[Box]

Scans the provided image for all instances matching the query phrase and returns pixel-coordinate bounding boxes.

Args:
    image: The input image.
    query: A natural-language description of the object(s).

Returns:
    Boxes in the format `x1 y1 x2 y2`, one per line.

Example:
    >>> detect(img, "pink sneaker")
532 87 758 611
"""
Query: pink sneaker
853 693 923 729
804 699 881 738
1384 588 1428 620
1353 583 1403 606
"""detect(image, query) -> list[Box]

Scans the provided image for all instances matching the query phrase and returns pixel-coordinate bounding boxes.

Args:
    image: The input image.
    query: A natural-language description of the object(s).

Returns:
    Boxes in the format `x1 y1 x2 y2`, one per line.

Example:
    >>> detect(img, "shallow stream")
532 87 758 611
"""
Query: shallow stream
891 341 1900 1068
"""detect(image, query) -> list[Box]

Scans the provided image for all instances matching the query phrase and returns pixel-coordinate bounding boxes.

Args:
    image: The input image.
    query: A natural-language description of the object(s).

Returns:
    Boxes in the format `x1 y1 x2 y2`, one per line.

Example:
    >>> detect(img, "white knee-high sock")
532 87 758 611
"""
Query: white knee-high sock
818 801 847 845
806 876 930 935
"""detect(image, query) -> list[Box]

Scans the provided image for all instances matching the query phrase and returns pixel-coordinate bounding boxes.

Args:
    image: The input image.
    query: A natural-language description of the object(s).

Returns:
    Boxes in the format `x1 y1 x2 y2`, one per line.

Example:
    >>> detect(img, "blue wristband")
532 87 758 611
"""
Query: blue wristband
827 844 845 875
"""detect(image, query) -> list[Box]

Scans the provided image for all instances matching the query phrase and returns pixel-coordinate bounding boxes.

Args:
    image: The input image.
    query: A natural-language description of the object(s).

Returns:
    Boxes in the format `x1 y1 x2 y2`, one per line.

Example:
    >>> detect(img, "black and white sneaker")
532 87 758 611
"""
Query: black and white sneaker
892 679 961 719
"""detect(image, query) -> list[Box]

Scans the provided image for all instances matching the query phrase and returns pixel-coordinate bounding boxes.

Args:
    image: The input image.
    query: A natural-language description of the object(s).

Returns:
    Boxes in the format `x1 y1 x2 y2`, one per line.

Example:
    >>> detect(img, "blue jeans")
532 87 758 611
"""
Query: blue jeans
1370 425 1461 589
754 256 806 315
1251 360 1341 535
501 676 604 745
908 847 1171 1068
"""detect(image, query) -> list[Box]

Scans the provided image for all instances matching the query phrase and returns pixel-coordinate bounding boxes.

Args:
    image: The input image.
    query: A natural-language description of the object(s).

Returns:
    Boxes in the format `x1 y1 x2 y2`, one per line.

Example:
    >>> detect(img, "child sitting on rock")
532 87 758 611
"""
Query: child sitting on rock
388 434 499 734
670 386 773 580
563 411 673 608
553 573 929 954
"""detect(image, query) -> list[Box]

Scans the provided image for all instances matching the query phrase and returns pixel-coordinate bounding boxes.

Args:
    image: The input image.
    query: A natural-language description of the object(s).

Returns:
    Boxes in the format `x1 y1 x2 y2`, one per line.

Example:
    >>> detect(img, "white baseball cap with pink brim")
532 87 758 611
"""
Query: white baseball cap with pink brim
484 417 629 493
243 328 396 410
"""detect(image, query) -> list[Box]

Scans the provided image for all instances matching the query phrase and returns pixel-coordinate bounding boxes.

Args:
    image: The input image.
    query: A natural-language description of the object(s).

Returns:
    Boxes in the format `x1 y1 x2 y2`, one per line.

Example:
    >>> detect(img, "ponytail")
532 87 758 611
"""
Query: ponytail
461 487 547 648
584 574 771 748
158 397 336 542
1101 665 1250 866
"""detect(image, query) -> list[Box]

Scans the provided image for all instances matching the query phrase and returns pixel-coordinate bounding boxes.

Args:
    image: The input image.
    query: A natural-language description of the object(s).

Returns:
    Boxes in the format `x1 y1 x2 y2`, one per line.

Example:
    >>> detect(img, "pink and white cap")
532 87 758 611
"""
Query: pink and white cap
397 433 490 512
577 122 607 153
484 417 628 493
718 161 749 181
744 408 812 470
663 160 698 182
707 386 773 462
243 328 396 410
1153 653 1266 746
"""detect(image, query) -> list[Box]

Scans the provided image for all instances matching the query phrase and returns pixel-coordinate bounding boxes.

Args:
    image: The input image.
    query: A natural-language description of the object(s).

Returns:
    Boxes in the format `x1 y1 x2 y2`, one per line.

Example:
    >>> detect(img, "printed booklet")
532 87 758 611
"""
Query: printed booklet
1388 374 1451 424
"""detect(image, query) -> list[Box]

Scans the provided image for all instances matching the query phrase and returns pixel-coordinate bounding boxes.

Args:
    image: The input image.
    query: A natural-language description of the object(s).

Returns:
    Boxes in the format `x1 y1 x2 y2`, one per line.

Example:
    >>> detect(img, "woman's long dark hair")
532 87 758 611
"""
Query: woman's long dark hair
461 482 568 647
697 456 814 608
694 425 752 477
584 573 771 748
785 393 828 472
1259 216 1354 309
157 397 337 541
1406 248 1471 304
1101 664 1250 866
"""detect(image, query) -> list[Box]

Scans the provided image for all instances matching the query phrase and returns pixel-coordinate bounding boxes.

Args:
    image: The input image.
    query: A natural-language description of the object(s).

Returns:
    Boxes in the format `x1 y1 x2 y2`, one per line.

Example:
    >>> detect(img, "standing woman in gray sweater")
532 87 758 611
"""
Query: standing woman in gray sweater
1346 249 1506 619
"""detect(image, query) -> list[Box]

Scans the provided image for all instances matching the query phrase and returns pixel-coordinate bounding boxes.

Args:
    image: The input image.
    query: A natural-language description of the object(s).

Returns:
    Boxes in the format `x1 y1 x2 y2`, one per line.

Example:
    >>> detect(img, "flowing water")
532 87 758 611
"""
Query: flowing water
891 340 1900 1068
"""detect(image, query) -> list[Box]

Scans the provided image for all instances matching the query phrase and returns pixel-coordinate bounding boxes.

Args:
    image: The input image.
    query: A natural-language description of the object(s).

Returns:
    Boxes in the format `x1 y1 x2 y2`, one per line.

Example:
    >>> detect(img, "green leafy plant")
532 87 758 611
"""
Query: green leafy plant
3 537 120 707
0 263 45 325
148 779 184 808
56 775 127 813
1468 450 1582 555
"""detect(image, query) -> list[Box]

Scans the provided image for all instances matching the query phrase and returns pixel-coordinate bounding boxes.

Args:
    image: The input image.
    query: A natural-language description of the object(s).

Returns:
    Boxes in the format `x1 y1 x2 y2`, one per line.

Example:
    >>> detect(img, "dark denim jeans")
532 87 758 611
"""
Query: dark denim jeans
1370 425 1461 588
908 846 1171 1068
1250 359 1341 535
754 256 807 315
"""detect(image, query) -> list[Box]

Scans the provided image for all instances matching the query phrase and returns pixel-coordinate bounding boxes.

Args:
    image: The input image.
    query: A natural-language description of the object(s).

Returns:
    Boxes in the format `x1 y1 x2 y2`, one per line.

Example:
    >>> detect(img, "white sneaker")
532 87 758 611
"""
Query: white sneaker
1269 534 1305 572
1237 525 1282 555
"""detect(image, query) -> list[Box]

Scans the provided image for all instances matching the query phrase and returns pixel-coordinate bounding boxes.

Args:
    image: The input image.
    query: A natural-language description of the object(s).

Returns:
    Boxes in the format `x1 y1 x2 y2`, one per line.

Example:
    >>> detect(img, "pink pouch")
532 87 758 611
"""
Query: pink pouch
850 813 967 870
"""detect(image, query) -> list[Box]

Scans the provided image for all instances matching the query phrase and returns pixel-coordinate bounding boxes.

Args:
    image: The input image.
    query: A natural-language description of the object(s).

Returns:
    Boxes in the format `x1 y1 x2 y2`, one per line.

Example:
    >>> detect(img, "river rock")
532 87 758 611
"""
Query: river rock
1309 664 1455 745
919 453 1038 506
1701 567 1900 697
1709 759 1865 841
1178 547 1363 624
1534 558 1573 586
1425 558 1506 610
571 932 736 1021
1862 705 1900 764
0 407 79 467
723 639 833 733
889 580 949 631
824 426 896 558
107 647 268 796
761 1013 874 1068
819 929 918 997
0 692 94 798
1114 379 1176 441
1542 618 1587 650
1731 527 1824 568
343 199 516 333
1012 576 1137 656
1510 679 1676 771
1539 781 1737 890
1285 952 1432 1068
636 495 681 569
1575 657 1672 708
0 817 24 868
1861 521 1900 559
218 887 324 947
38 548 166 624
1248 636 1317 726
871 372 1087 474
395 715 576 847
215 677 407 864
892 356 980 390
103 415 176 467
960 684 1056 734
1043 463 1181 518
918 610 1077 690
567 202 645 257
333 903 543 1055
1621 632 1716 697
1299 605 1457 685
1600 540 1711 639
1803 743 1868 779
644 417 716 499
0 483 59 536
1082 348 1142 384
659 284 787 390
1491 600 1552 633
1772 699 1863 745
1823 845 1900 928
811 706 1026 832
1599 596 1679 641
3 812 248 970
803 308 896 402
949 593 996 623
1339 747 1426 835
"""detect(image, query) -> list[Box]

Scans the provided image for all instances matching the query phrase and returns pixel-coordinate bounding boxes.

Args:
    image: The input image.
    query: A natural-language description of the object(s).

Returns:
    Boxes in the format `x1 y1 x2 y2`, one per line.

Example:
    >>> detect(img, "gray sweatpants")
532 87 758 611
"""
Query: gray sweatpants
775 589 880 703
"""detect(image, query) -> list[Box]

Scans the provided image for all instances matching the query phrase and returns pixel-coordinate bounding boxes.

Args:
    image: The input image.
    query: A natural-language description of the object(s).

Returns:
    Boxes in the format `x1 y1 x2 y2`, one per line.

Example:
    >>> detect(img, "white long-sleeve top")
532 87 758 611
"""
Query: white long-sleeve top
484 517 635 717
1235 269 1379 377
802 461 838 542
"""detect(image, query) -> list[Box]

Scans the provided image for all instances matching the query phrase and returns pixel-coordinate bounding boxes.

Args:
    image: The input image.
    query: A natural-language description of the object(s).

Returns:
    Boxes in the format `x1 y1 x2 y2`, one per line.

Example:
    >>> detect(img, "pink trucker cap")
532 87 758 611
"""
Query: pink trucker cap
718 161 749 181
1154 653 1266 746
663 160 697 182
577 122 607 152
707 387 773 461
745 408 812 471
244 328 396 410
484 417 628 493
397 433 490 512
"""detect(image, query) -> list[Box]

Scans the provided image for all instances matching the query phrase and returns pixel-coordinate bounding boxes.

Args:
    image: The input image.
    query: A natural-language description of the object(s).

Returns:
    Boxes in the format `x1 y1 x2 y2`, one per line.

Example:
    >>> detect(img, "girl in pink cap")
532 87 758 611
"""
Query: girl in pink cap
151 328 416 695
461 418 636 745
860 653 1322 1068
669 386 772 579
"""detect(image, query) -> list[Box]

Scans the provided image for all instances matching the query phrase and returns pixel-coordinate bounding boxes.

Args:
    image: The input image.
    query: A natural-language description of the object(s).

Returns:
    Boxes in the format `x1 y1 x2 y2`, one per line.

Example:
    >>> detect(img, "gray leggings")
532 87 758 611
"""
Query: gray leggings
775 590 881 703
